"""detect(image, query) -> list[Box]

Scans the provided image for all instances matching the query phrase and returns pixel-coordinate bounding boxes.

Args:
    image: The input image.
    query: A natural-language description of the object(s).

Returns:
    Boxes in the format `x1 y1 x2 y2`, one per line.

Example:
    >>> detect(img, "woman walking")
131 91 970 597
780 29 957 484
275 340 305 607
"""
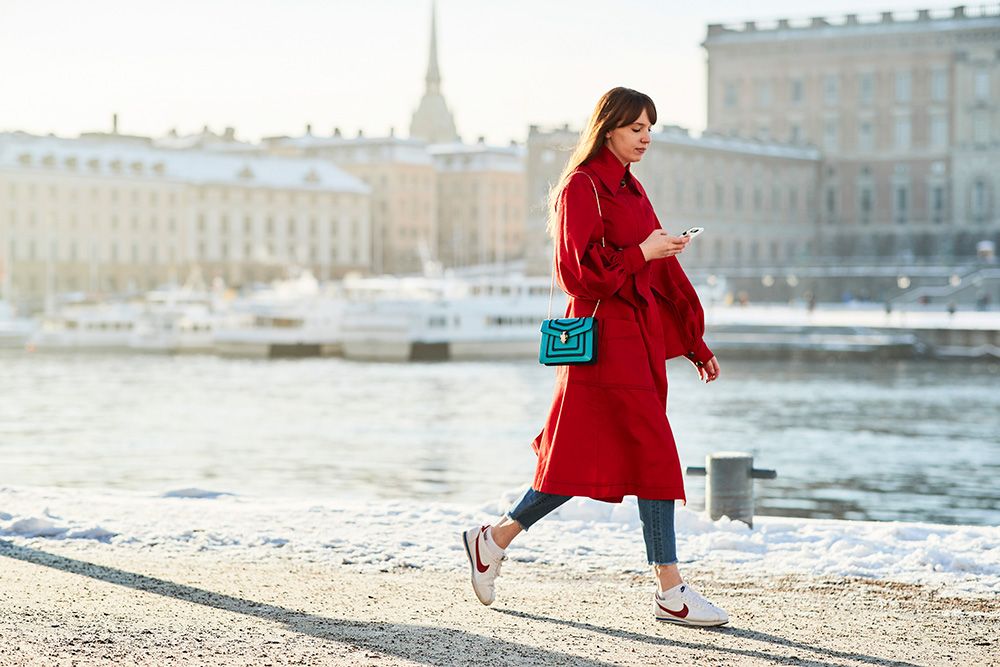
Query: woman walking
461 87 727 627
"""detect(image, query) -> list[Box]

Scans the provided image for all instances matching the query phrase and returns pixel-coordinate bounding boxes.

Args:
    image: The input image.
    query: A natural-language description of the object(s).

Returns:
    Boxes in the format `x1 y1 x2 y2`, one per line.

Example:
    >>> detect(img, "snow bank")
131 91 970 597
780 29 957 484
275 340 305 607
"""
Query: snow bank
0 485 996 597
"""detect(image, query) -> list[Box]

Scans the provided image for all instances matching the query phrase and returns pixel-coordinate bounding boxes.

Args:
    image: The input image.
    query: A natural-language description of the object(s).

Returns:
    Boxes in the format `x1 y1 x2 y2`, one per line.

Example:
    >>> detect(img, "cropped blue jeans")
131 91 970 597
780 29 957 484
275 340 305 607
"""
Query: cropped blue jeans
504 487 678 566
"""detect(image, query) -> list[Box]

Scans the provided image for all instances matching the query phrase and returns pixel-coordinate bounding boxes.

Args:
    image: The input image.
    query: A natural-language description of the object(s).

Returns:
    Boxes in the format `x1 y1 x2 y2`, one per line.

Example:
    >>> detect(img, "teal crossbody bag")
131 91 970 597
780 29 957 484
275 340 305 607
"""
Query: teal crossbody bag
539 172 604 366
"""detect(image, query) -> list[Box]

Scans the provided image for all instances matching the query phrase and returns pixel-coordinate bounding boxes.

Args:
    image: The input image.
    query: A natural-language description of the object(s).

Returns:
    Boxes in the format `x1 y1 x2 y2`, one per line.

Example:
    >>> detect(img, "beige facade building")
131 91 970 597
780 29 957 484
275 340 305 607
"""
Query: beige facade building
263 133 437 275
430 141 525 268
524 125 821 275
0 131 370 302
703 6 1000 261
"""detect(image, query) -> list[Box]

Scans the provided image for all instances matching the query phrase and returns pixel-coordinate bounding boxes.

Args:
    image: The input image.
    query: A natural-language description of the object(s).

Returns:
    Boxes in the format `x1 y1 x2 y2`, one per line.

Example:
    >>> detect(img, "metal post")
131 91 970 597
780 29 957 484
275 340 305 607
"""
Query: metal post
686 451 777 528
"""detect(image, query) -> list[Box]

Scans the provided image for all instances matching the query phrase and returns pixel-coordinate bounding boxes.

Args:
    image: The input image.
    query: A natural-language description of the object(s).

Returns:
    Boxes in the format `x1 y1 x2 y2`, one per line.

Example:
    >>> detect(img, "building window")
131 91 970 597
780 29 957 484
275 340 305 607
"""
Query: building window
715 183 724 210
859 187 873 225
824 74 839 105
734 186 743 210
825 187 837 222
895 71 912 103
859 72 875 106
930 114 948 148
824 118 839 151
894 116 911 150
894 184 909 224
858 121 874 152
931 68 948 102
790 78 803 104
789 124 802 144
756 81 772 108
974 69 990 101
971 179 989 223
931 185 945 224
973 113 989 145
723 82 738 109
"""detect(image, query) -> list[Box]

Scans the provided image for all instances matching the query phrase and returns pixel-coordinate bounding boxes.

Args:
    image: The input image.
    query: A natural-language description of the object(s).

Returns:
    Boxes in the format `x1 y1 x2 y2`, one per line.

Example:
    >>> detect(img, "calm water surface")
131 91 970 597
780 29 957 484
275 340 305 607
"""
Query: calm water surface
1 350 997 526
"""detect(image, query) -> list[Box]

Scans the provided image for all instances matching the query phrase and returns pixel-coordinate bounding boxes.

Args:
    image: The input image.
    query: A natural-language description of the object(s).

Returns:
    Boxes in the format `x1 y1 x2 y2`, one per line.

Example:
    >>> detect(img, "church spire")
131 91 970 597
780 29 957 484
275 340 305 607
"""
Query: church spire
409 0 459 144
426 0 441 93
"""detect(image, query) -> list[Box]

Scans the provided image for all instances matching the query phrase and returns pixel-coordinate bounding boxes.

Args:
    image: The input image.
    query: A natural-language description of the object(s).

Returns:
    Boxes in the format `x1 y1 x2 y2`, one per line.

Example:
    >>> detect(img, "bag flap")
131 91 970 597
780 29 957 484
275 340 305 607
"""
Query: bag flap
540 317 595 337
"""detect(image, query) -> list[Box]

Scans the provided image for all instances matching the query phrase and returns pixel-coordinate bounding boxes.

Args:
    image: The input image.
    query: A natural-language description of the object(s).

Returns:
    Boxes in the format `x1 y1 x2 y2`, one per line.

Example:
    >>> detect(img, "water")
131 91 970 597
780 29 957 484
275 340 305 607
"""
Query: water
1 350 998 526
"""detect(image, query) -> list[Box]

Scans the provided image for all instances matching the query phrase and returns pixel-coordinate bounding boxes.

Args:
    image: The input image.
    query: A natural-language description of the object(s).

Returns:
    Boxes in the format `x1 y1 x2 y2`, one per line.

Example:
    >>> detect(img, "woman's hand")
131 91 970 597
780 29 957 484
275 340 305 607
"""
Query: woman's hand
696 356 720 383
640 230 690 261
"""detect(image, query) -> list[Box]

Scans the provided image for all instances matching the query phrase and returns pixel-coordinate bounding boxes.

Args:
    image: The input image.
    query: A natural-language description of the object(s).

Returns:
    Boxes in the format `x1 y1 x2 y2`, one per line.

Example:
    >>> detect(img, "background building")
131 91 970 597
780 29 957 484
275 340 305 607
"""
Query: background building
0 131 370 302
430 140 525 268
703 6 1000 262
525 125 821 280
263 131 437 276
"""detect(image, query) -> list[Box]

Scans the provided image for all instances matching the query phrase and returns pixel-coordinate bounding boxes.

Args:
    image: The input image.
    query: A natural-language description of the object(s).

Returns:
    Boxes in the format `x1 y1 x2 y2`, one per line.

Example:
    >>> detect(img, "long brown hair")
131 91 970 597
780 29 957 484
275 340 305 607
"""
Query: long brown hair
545 87 657 239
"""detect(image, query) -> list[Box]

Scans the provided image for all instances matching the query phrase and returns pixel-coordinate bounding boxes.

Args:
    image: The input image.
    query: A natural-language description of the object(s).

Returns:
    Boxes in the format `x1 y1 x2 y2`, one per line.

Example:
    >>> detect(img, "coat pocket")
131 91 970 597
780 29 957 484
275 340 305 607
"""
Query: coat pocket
596 318 655 389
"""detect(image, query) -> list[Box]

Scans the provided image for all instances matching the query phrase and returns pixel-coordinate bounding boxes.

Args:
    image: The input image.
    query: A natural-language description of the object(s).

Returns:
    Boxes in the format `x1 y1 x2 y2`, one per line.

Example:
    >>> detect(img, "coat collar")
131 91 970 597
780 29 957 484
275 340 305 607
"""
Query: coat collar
584 143 636 195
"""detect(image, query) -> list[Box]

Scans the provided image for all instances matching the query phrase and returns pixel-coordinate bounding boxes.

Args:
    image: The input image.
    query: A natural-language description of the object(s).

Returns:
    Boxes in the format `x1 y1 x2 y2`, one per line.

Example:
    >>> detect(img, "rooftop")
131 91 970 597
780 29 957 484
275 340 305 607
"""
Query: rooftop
704 4 1000 45
0 131 370 194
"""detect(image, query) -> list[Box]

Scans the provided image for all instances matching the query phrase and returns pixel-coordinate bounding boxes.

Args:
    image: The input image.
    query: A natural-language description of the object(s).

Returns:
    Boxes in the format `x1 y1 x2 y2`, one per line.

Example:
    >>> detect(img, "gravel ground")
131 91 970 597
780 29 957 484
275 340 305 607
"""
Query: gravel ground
1 538 996 666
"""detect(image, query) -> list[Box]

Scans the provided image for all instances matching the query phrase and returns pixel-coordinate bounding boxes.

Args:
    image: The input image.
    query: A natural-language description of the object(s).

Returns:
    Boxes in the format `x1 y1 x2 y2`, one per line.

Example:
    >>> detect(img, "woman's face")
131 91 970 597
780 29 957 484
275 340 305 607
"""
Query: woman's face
605 108 652 165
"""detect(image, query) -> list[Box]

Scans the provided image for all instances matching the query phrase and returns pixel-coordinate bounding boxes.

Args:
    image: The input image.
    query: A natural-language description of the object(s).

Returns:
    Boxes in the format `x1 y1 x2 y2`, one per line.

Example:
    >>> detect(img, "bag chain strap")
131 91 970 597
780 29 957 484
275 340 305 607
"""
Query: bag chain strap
547 171 606 321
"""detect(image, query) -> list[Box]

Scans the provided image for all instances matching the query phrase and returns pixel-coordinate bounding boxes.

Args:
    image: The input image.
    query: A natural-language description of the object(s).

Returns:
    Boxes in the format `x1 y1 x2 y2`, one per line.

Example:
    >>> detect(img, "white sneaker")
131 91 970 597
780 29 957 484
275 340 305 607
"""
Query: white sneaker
654 583 729 627
461 525 506 606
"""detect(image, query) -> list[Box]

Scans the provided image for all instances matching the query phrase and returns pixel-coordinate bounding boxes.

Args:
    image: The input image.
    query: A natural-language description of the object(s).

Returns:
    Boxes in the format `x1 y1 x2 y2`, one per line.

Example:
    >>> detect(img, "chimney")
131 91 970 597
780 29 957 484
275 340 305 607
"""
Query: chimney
777 19 790 29
706 24 725 36
810 17 828 27
744 21 756 31
881 11 894 23
224 126 235 140
333 127 342 137
918 9 931 20
112 113 118 134
477 135 485 144
357 129 364 138
845 14 859 25
305 123 312 136
953 5 966 18
389 126 395 137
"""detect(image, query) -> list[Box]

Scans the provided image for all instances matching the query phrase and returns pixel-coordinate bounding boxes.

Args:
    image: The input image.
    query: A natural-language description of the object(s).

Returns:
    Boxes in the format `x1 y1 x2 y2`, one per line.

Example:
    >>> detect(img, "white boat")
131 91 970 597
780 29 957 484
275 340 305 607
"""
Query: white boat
129 289 221 354
27 302 142 351
212 273 344 358
339 274 564 361
0 301 36 348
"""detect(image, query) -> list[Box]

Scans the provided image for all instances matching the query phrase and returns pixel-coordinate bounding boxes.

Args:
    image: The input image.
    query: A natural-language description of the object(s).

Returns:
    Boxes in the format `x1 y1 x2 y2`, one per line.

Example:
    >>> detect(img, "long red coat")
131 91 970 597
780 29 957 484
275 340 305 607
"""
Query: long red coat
531 144 715 505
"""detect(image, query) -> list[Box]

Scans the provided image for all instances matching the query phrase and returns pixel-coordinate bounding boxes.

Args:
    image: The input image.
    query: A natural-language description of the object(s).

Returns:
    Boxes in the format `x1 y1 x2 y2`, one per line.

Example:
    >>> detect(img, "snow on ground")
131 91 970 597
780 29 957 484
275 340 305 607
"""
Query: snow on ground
1 484 996 598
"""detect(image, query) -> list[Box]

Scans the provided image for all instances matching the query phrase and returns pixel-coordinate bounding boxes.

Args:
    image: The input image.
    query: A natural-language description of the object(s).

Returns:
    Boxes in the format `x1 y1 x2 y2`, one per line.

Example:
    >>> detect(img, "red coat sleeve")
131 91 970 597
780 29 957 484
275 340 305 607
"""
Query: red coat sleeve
651 255 714 366
555 173 647 301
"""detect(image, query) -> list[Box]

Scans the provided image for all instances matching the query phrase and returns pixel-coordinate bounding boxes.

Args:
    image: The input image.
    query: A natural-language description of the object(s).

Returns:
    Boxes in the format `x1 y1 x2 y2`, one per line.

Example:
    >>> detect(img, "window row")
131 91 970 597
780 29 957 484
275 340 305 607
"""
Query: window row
724 66 994 109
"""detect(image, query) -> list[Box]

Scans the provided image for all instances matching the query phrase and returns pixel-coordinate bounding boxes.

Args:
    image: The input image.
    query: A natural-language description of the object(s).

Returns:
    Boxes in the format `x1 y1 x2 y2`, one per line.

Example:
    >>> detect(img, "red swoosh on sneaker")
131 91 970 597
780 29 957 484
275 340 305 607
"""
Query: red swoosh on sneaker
656 600 689 618
475 527 490 573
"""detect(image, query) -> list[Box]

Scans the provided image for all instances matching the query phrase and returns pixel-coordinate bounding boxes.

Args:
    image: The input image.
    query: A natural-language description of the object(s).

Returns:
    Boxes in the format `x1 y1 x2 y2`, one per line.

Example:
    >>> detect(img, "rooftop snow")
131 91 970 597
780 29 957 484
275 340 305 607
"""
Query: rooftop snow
0 132 370 194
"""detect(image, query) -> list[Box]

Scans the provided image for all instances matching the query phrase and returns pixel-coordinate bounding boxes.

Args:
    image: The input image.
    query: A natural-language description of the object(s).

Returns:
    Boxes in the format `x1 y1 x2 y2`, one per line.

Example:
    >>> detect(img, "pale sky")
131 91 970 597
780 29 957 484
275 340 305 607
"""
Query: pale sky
0 0 963 145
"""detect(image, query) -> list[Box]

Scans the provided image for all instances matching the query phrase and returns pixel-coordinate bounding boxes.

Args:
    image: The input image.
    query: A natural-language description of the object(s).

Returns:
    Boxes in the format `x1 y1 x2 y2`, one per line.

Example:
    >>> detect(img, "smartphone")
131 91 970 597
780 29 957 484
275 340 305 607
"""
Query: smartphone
679 226 704 239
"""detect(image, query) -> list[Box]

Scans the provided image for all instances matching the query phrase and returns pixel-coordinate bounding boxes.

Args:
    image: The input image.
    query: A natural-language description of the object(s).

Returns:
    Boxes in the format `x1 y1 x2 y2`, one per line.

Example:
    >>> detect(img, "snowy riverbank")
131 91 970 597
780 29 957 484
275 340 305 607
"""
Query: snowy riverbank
2 485 996 599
